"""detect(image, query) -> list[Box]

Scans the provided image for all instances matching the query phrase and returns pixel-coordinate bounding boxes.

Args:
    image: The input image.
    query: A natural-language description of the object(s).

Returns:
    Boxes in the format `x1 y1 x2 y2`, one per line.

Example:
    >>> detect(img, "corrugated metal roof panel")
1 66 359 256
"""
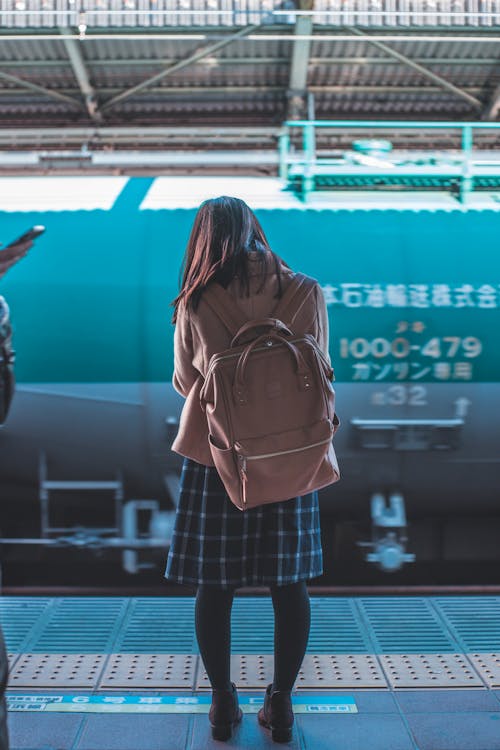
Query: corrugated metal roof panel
308 61 494 87
0 38 68 61
0 66 493 95
0 93 482 120
2 0 500 29
1 35 497 65
309 37 500 59
314 91 475 116
82 37 203 61
0 11 498 129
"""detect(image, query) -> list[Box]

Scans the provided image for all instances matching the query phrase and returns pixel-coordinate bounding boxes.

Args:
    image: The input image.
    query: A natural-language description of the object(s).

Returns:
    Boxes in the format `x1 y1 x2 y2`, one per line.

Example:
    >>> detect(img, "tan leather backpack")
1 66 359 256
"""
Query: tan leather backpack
200 273 340 511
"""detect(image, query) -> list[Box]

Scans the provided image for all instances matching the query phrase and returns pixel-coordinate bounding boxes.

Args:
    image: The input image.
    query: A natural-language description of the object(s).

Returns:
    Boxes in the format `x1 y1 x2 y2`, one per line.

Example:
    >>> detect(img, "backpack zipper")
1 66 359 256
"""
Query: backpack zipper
237 433 332 463
238 455 248 510
236 431 332 510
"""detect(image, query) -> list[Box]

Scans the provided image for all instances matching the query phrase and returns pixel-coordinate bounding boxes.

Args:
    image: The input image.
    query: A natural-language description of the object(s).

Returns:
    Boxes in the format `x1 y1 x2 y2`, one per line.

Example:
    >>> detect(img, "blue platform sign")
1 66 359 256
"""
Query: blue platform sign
7 693 358 714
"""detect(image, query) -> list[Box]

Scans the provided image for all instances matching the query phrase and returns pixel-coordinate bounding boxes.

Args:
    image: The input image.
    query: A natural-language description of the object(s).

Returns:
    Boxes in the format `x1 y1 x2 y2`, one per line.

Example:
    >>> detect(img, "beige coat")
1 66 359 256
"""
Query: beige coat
171 253 331 466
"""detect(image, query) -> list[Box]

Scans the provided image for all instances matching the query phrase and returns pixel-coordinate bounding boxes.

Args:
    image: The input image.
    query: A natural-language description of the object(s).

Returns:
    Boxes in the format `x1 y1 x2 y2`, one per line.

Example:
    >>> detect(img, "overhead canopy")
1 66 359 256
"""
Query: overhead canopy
0 0 499 153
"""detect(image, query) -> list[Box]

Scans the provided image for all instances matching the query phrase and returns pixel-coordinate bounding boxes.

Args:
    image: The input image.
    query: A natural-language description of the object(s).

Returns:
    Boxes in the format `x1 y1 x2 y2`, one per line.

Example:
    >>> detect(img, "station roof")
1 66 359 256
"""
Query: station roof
0 0 499 156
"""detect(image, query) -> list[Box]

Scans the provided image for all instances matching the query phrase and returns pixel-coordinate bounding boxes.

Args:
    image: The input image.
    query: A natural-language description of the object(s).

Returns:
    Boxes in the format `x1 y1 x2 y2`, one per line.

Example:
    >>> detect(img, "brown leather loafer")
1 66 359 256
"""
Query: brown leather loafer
257 683 294 743
208 681 243 741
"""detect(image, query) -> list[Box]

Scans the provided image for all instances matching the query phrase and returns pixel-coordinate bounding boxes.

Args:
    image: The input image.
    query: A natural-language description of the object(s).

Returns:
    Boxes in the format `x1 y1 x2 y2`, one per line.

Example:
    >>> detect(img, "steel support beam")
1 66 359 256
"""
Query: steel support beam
287 0 314 120
0 69 82 108
0 126 280 145
481 83 500 121
100 22 266 112
0 125 495 151
1 57 499 69
289 18 313 91
0 85 488 97
345 26 483 111
59 27 100 121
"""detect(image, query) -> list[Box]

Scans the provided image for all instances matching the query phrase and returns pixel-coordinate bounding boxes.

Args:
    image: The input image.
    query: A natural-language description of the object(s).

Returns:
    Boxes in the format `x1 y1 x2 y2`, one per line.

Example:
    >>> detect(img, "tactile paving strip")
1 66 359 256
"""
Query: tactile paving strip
99 654 196 689
8 654 107 687
197 654 388 690
6 652 491 690
7 654 19 671
5 596 500 692
296 654 388 689
380 653 484 688
467 653 500 687
196 655 274 690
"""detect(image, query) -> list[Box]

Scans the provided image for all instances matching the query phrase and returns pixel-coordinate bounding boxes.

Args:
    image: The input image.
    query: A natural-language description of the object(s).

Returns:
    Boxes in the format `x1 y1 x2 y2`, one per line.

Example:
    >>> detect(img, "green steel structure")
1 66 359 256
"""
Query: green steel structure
279 121 500 203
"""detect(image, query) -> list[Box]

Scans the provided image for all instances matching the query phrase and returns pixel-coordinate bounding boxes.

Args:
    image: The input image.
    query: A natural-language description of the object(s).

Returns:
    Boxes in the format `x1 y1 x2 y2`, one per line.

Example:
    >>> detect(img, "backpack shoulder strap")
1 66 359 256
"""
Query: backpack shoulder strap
272 273 316 326
202 283 248 337
203 273 316 336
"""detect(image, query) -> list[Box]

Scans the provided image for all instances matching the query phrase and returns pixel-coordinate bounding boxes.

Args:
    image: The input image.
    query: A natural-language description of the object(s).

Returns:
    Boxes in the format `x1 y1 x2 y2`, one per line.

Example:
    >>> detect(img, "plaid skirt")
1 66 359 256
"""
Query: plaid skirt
164 457 323 589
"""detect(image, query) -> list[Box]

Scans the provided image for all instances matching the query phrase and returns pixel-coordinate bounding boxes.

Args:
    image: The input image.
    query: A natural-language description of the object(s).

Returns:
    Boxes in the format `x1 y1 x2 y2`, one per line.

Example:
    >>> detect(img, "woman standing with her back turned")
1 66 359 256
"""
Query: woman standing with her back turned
165 196 331 743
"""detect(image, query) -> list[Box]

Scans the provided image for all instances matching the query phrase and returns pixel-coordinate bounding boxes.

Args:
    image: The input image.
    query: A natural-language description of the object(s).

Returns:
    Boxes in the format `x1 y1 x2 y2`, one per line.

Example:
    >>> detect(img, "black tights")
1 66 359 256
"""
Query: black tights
194 581 310 691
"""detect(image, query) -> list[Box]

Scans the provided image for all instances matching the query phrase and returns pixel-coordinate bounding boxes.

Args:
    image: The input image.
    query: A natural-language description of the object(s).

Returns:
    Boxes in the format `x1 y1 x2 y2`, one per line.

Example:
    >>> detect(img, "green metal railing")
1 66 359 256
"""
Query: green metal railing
279 120 500 203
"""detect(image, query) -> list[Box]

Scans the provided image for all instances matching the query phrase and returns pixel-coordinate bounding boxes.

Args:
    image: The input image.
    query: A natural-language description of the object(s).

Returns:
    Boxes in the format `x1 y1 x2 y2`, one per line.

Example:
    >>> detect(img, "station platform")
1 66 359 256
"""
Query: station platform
3 594 500 750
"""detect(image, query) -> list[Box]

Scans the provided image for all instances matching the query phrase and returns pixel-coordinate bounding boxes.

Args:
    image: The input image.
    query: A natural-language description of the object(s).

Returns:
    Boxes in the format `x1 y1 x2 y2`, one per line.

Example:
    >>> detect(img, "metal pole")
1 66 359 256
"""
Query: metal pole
460 125 474 204
302 120 315 202
278 130 290 182
285 120 500 129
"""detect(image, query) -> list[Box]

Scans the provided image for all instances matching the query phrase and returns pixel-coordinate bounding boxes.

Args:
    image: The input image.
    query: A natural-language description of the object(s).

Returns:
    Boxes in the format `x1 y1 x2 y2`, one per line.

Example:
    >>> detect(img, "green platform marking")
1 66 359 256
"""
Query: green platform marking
7 694 357 714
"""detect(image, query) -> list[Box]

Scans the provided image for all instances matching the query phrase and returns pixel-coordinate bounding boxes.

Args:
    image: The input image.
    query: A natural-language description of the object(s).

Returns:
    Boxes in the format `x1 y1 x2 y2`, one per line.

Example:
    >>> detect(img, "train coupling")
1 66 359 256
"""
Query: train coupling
357 492 416 573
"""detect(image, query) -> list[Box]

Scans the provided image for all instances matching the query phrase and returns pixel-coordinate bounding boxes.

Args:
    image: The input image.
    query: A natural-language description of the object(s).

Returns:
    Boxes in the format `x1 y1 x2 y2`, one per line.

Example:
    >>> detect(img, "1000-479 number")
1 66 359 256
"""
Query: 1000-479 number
339 337 482 359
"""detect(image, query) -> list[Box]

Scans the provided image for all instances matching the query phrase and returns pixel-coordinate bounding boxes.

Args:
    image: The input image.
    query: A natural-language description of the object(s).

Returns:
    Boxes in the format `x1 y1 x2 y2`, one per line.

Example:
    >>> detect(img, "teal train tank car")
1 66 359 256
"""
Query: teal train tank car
1 176 499 584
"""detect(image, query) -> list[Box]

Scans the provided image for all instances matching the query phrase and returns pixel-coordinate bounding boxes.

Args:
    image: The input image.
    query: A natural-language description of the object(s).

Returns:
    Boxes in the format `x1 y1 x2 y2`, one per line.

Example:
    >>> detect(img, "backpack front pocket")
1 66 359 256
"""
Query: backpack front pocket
234 418 337 508
208 434 243 505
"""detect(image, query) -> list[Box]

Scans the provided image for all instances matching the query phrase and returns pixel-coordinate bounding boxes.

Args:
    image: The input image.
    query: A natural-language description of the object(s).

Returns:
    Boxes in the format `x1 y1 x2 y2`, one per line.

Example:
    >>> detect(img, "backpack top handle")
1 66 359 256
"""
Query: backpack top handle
230 318 292 348
232 331 312 405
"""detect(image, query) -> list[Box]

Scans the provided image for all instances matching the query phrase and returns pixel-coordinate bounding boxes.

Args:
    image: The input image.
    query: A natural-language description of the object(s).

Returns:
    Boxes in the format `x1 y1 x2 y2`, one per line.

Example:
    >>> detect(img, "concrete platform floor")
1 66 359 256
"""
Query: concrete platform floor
7 687 500 750
4 595 500 749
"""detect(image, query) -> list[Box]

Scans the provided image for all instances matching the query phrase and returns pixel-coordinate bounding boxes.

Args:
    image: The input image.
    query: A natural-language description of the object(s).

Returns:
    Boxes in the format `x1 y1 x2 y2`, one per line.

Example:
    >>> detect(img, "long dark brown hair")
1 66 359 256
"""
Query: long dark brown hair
171 196 289 323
